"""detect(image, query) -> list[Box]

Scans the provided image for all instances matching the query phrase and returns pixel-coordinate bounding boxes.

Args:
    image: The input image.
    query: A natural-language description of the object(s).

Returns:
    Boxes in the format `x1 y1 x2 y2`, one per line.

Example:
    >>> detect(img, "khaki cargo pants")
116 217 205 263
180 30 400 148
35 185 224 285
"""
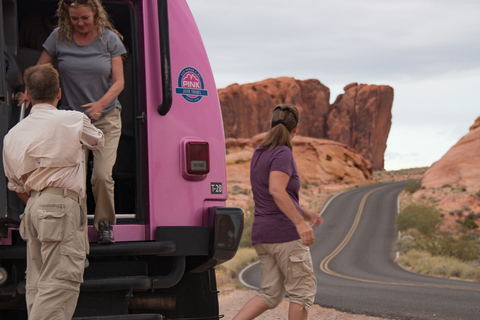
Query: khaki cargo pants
255 239 317 309
20 188 88 320
86 108 122 232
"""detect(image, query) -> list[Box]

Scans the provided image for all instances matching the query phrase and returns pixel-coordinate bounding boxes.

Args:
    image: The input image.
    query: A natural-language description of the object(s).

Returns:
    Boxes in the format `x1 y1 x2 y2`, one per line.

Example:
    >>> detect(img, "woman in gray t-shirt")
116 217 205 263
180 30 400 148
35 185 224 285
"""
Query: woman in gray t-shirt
22 0 126 244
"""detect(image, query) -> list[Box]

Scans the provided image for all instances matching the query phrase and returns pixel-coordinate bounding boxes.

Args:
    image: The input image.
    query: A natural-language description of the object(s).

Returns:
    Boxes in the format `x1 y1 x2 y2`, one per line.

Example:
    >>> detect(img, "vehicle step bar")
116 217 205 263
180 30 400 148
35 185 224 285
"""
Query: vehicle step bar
0 240 176 260
16 255 185 294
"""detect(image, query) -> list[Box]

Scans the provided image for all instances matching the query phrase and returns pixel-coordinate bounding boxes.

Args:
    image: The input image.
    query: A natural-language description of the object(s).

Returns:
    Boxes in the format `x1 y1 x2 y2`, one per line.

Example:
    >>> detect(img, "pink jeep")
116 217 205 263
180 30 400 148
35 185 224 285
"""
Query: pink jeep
0 1 243 318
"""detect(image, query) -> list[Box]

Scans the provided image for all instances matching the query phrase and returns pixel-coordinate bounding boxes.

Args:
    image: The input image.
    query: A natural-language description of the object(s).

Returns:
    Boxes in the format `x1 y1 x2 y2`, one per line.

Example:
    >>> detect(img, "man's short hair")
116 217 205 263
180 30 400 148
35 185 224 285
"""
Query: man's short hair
24 64 60 102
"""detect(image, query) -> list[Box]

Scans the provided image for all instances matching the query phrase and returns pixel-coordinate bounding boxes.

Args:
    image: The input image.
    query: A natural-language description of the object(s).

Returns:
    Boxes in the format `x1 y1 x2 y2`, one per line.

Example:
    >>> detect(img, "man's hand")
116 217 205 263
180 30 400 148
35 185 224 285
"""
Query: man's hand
82 102 104 121
14 92 31 108
16 192 29 205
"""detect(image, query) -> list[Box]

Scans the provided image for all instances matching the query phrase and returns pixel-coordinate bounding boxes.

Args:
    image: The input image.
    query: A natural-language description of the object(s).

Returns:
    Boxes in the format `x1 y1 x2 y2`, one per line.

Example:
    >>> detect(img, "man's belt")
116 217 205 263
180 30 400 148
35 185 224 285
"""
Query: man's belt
31 187 80 203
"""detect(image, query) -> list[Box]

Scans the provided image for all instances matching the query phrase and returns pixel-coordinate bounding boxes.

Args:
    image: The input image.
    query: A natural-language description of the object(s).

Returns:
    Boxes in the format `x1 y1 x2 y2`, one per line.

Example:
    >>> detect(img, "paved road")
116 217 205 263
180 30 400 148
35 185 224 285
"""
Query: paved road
240 181 480 320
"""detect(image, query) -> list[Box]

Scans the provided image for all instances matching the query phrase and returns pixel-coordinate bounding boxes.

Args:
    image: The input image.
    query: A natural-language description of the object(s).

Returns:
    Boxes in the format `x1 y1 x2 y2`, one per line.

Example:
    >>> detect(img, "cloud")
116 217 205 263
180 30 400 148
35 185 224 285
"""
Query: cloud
187 0 480 170
189 0 480 86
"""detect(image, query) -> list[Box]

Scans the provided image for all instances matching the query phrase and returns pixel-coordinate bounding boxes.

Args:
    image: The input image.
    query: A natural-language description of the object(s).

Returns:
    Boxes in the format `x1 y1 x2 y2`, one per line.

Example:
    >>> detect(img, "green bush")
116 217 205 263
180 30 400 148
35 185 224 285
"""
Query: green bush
397 204 442 235
405 182 422 194
421 233 480 261
462 218 479 230
231 185 251 195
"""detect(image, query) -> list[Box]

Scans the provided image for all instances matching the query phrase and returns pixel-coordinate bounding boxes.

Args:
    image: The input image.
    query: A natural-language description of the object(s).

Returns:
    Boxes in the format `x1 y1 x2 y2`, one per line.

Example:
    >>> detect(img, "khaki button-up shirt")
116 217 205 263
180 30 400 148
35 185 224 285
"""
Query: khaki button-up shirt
3 103 104 198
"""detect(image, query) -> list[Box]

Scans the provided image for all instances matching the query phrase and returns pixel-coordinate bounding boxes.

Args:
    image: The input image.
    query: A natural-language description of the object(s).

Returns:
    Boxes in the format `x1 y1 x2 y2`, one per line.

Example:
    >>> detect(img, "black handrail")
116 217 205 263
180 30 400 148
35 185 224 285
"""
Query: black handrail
157 0 172 116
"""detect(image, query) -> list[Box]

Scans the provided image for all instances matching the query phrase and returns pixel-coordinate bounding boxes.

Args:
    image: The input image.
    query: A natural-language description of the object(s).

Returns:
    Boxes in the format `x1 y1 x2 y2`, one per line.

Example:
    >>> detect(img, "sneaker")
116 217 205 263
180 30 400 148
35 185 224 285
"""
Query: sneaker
97 221 115 244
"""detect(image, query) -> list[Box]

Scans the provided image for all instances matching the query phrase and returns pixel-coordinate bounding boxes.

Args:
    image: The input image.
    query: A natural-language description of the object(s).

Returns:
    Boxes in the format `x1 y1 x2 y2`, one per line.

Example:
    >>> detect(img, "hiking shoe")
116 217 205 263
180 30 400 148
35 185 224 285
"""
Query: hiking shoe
97 221 115 244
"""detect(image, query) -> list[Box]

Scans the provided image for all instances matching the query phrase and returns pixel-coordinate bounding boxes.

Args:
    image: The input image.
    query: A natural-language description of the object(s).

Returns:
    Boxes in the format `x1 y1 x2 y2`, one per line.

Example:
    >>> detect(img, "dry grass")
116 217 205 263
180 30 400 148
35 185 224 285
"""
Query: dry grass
397 249 480 282
216 247 257 289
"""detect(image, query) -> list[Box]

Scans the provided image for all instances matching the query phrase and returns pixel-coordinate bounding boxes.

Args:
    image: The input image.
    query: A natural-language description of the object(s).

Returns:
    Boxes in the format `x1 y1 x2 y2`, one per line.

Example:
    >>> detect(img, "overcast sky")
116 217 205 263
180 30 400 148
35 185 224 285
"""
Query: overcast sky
186 0 480 170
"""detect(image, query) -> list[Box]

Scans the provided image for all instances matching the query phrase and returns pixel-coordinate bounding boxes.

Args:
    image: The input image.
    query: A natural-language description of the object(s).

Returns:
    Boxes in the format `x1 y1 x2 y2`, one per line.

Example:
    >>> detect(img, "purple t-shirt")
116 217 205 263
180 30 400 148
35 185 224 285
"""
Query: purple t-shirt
250 145 302 244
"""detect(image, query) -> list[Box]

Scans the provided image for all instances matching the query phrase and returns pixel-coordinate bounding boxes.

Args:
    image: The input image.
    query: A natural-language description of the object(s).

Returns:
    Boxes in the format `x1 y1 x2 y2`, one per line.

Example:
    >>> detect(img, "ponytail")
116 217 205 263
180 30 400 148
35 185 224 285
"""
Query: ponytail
261 104 299 150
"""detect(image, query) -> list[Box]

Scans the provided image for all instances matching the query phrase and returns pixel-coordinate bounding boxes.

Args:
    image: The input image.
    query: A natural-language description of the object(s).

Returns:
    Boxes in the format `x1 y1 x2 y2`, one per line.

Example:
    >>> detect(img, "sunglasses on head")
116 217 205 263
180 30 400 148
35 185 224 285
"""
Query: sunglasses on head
273 105 298 123
63 0 91 6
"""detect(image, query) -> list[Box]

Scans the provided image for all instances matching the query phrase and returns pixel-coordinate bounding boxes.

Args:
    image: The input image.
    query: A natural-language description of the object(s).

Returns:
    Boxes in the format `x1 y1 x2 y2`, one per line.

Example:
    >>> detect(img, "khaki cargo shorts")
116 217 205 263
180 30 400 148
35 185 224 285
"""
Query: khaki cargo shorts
254 239 317 309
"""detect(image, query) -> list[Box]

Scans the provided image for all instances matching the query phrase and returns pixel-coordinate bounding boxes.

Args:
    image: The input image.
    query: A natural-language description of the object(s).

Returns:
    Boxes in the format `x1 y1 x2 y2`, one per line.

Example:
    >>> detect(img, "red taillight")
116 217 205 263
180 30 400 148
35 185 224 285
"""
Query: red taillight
186 142 209 175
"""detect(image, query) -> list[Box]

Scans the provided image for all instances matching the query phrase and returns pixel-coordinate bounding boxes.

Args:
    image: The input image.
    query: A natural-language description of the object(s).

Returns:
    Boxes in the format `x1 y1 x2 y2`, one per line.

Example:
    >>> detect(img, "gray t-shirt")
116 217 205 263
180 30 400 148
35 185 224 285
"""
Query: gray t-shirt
43 28 126 115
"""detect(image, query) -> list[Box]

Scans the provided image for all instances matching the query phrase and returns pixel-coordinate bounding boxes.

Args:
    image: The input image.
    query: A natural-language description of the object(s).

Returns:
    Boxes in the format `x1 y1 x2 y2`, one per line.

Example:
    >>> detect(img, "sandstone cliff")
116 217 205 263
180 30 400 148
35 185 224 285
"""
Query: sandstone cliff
421 116 480 190
415 116 480 232
219 77 393 170
225 134 372 188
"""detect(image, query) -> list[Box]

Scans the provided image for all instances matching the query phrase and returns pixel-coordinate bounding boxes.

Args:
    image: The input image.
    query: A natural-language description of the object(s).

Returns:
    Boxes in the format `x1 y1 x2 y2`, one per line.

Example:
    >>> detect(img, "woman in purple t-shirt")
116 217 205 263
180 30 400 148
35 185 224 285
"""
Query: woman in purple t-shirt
233 104 323 320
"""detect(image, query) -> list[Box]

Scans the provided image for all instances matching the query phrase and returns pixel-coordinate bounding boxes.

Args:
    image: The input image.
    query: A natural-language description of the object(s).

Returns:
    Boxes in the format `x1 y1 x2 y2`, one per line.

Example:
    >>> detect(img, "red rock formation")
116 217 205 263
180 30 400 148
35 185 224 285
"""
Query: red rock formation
225 134 372 187
327 83 394 171
414 116 480 233
218 77 393 170
421 116 480 190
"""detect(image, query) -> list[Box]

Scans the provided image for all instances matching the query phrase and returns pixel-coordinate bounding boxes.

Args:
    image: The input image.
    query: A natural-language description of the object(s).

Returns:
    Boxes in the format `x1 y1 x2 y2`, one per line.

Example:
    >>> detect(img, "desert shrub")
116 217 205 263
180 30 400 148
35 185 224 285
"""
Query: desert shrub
397 204 442 235
463 263 480 282
397 250 480 282
405 182 421 194
420 233 480 261
396 249 430 270
462 217 479 230
231 185 250 195
396 229 423 253
467 212 476 220
396 236 416 253
466 232 480 241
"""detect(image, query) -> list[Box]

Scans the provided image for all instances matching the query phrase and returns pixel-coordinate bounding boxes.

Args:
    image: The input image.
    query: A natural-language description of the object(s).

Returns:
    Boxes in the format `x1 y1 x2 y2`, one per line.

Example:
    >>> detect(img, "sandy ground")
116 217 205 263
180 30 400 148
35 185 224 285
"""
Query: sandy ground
219 289 392 320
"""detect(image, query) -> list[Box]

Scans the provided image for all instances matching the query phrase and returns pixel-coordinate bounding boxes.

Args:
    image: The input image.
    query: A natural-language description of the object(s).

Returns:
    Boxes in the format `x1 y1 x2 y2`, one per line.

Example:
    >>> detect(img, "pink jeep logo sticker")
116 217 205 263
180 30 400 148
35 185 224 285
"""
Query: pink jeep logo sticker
175 67 208 103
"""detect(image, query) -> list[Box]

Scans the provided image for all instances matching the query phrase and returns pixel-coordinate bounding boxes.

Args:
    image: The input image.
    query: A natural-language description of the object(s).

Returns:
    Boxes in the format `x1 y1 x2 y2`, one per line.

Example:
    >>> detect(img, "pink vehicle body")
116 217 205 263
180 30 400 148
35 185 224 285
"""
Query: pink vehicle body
0 0 243 319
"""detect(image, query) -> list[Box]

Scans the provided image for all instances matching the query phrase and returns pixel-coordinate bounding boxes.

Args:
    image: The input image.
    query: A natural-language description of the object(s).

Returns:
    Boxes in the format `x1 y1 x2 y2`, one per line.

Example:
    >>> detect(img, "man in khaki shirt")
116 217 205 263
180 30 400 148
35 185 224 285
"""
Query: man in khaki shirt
3 64 104 320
